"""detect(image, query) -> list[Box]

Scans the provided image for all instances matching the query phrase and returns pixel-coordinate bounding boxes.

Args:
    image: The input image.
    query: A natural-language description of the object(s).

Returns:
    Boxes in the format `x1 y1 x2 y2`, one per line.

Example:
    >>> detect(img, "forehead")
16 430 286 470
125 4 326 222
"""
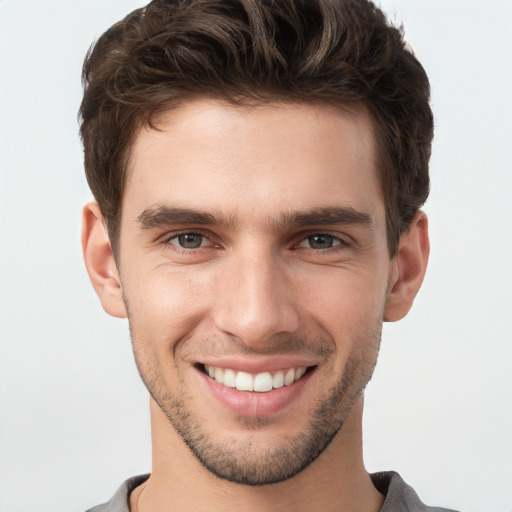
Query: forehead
124 99 383 228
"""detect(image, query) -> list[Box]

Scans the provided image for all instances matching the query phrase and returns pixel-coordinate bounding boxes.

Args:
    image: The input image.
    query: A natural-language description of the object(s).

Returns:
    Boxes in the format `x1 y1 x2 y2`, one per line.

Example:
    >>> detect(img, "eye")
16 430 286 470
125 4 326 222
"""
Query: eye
298 234 345 250
168 233 208 249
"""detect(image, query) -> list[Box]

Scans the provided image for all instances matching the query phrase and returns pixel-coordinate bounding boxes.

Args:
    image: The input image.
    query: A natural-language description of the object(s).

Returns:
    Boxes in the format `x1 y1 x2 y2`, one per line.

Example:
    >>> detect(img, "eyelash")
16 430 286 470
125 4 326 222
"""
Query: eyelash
160 230 216 253
297 234 351 251
159 230 351 254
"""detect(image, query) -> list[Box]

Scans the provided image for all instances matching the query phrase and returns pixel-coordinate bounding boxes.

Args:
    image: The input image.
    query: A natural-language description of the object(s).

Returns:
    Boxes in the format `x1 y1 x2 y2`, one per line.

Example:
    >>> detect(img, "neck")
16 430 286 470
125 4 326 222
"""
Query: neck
134 396 383 512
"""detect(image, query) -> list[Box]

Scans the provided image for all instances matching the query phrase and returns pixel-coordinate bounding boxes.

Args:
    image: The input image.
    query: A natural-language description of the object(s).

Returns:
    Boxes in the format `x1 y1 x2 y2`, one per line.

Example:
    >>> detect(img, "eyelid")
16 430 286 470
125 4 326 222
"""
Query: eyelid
155 228 352 252
168 233 208 249
158 229 218 248
294 231 352 249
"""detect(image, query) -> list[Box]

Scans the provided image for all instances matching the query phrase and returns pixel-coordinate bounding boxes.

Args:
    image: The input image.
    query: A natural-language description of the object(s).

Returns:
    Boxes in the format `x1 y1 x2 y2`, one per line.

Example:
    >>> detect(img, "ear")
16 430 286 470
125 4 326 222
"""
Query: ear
81 201 127 318
384 211 430 322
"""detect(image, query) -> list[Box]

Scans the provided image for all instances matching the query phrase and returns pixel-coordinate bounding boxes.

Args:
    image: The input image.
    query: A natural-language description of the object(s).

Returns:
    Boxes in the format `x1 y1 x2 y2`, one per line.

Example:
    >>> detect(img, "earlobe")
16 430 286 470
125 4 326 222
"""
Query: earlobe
82 202 127 318
384 211 430 322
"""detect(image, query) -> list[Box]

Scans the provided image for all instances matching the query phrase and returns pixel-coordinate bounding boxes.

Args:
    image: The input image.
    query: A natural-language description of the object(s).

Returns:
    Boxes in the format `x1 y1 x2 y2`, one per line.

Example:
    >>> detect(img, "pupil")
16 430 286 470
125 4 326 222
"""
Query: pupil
179 234 202 248
309 234 333 249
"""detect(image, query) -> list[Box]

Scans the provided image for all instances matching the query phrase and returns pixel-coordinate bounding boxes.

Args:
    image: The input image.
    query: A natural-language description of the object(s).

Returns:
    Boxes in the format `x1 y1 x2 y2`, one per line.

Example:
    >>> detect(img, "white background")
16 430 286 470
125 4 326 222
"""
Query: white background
0 1 510 511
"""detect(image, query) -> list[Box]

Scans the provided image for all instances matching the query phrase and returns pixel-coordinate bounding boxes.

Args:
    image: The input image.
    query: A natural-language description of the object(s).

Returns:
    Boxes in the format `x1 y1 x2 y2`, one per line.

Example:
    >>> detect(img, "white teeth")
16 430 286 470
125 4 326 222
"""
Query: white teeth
235 371 254 391
253 372 273 392
295 367 306 380
223 368 236 388
204 365 308 393
272 371 284 389
284 368 295 386
214 367 223 383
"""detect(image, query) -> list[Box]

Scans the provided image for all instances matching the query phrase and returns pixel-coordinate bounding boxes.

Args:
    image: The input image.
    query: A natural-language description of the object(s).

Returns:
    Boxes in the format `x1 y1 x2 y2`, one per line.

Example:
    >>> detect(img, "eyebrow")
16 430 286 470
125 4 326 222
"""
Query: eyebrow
136 206 237 230
136 204 373 230
281 207 373 229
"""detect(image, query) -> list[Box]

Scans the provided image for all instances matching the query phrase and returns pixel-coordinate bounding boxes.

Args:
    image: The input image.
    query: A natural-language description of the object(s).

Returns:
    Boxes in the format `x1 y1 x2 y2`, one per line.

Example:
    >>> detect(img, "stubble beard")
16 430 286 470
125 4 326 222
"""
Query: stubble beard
129 328 381 486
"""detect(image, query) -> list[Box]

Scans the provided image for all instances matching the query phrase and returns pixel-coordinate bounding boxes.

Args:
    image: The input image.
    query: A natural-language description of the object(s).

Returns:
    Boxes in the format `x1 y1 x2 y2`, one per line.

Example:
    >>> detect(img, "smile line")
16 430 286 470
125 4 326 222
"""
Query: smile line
202 364 312 393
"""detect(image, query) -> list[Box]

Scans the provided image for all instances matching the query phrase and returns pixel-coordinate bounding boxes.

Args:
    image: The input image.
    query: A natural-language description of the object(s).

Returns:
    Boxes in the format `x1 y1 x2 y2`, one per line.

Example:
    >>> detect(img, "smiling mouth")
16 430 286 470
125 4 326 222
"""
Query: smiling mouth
201 364 314 393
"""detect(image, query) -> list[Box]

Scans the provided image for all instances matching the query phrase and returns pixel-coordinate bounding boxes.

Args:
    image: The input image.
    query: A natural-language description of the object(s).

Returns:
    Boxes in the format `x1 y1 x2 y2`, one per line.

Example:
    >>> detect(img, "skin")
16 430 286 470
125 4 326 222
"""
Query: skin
83 99 429 512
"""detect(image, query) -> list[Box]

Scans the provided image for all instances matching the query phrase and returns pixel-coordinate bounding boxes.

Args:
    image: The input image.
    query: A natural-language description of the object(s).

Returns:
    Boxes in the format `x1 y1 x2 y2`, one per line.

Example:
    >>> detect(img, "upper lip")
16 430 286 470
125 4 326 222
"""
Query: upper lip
197 356 318 374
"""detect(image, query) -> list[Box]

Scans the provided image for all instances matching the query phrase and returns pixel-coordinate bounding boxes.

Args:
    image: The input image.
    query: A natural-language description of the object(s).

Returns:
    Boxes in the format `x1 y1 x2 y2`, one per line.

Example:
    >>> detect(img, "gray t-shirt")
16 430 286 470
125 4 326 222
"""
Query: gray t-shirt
85 471 460 511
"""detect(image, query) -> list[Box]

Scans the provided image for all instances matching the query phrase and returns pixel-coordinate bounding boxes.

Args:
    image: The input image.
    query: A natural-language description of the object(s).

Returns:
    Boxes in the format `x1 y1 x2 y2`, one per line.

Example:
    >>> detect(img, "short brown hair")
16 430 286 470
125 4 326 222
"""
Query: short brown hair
79 0 433 257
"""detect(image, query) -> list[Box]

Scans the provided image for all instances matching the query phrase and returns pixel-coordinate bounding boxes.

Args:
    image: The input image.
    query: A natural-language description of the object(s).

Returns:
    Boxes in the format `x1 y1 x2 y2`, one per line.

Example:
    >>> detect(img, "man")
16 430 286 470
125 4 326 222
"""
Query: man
79 0 456 510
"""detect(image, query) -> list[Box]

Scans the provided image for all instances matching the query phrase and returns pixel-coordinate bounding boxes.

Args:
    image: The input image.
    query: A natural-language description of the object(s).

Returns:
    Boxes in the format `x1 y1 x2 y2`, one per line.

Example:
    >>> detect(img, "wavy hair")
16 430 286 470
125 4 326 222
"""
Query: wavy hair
79 0 433 257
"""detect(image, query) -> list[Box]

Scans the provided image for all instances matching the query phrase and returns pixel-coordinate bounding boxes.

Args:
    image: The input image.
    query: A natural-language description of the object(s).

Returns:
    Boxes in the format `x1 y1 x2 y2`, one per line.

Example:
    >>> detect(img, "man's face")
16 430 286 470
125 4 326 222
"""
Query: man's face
118 99 393 484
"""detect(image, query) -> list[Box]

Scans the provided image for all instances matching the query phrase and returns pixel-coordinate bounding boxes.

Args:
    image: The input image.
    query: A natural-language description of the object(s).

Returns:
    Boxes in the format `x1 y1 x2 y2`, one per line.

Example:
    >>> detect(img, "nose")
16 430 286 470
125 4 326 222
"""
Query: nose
212 247 300 349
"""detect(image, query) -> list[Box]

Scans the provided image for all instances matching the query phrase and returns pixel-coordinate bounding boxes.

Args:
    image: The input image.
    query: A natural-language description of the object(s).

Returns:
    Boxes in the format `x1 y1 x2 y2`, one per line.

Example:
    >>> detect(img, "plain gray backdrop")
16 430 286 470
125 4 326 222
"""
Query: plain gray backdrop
1 1 511 511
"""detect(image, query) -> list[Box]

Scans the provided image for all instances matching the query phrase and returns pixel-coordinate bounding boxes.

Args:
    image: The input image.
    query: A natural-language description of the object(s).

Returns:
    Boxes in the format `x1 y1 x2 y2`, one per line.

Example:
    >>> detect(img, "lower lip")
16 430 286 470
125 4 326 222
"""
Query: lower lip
198 368 313 417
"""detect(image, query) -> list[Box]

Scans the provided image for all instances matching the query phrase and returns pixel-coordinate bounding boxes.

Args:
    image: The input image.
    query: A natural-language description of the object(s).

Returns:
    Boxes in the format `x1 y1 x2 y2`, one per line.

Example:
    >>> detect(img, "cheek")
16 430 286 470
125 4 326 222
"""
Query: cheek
297 268 387 376
301 268 387 326
123 265 215 349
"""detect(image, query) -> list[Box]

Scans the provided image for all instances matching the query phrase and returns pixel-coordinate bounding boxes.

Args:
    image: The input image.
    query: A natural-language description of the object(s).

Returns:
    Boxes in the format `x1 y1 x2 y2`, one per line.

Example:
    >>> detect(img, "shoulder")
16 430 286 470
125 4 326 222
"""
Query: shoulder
84 474 150 512
85 506 107 512
372 471 461 512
